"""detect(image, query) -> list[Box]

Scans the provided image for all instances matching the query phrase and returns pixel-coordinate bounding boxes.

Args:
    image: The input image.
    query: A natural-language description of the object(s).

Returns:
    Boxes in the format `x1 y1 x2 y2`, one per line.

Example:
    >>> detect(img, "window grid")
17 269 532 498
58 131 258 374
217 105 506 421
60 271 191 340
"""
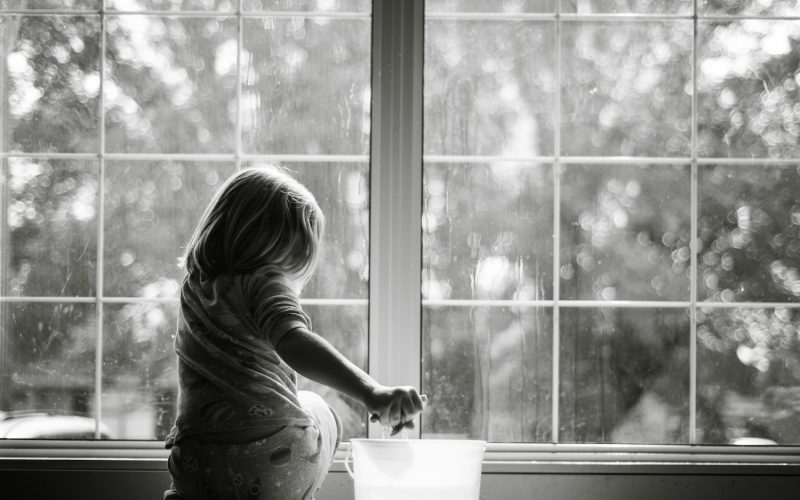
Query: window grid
689 0 699 445
1 1 799 448
0 0 372 440
420 4 800 446
94 3 107 438
551 0 563 444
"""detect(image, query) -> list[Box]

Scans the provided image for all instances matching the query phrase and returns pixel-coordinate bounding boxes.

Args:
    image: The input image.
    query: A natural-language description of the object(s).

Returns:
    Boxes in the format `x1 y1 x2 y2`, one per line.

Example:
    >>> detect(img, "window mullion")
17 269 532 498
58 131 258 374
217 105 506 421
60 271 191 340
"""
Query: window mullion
368 0 424 439
552 2 563 445
689 0 699 445
235 0 243 173
94 0 107 440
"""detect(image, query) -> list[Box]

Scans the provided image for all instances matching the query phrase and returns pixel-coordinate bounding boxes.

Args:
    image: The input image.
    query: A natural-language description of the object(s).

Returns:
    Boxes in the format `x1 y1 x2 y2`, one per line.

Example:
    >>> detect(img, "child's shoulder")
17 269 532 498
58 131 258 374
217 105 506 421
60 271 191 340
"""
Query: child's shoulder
238 265 296 294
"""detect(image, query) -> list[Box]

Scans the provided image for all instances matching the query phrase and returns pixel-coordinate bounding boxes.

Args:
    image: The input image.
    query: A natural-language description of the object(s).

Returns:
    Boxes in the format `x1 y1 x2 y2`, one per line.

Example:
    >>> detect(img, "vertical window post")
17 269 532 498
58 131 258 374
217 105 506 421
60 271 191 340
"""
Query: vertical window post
368 0 424 439
95 1 107 439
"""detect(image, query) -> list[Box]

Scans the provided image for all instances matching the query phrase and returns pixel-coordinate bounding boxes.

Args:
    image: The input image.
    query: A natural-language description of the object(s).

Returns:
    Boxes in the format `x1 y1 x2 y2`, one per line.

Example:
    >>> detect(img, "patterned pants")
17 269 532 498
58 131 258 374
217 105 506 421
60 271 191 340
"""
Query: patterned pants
164 391 342 500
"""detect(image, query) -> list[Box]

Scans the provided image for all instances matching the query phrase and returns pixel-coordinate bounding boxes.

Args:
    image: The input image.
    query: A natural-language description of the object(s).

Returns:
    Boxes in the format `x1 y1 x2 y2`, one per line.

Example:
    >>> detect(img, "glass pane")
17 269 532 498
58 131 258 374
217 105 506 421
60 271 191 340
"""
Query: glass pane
104 161 236 297
243 162 370 300
697 21 800 159
107 0 235 10
561 0 692 13
560 307 690 444
426 0 556 12
1 15 100 153
424 20 555 156
422 163 553 301
297 304 368 440
698 164 800 303
699 0 800 15
242 17 371 155
0 0 100 9
2 158 97 297
0 302 97 439
561 21 692 157
102 302 177 440
697 307 800 445
560 164 691 301
243 0 370 11
105 16 237 154
422 306 553 442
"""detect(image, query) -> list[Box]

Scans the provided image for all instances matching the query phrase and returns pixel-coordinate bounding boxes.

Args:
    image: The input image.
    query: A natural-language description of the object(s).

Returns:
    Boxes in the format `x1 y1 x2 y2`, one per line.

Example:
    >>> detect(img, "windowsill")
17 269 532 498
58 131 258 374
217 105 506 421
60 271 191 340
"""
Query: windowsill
1 440 798 475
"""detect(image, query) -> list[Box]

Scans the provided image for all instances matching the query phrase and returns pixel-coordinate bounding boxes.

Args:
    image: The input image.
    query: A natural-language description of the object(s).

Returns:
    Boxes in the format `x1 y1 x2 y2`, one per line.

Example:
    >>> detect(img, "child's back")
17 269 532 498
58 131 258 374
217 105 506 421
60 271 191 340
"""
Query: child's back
164 167 424 500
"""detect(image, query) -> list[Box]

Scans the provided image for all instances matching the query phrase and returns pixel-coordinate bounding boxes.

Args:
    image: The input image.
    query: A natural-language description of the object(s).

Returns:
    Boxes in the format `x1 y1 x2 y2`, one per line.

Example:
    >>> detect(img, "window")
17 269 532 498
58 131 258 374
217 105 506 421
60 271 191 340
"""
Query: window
0 0 371 441
1 0 799 456
421 0 800 445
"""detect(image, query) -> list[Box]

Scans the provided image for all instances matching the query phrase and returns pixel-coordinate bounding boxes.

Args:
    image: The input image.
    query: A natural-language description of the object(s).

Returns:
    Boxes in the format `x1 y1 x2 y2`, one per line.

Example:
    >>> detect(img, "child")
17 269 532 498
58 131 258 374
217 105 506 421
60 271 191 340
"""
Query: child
164 166 425 500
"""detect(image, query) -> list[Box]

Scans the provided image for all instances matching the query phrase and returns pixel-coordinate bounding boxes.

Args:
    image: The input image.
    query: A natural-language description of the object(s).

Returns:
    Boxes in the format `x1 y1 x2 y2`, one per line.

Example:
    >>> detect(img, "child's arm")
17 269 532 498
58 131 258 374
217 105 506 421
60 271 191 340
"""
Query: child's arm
275 327 425 433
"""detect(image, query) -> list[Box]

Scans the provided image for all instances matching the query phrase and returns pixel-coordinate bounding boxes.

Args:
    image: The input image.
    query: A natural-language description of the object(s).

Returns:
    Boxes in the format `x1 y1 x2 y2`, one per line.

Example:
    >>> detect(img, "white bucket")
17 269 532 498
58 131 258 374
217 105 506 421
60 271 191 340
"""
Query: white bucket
345 439 486 500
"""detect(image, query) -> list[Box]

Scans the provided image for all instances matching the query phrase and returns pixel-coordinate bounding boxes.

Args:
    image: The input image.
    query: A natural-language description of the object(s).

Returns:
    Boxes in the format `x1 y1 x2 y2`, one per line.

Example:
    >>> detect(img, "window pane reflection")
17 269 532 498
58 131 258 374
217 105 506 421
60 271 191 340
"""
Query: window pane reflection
425 20 555 156
105 16 237 154
561 21 692 157
2 15 100 153
102 302 177 440
243 0 370 12
423 163 554 302
107 0 235 10
0 303 97 439
426 0 556 13
242 17 371 155
561 164 691 301
0 0 100 10
697 307 800 445
561 0 692 13
422 306 553 442
2 158 98 297
698 164 800 303
560 307 690 444
697 21 800 159
699 0 800 15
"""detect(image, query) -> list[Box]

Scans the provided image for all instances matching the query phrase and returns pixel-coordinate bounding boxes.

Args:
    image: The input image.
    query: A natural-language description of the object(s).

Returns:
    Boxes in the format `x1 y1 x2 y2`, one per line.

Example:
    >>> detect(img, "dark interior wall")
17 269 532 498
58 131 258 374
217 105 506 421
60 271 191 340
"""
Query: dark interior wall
0 465 798 500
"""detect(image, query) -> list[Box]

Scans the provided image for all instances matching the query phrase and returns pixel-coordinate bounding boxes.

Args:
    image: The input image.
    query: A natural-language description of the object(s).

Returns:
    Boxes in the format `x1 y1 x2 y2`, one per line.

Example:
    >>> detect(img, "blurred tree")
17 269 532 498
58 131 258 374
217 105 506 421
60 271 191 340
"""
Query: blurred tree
423 15 800 444
0 7 371 440
1 3 799 444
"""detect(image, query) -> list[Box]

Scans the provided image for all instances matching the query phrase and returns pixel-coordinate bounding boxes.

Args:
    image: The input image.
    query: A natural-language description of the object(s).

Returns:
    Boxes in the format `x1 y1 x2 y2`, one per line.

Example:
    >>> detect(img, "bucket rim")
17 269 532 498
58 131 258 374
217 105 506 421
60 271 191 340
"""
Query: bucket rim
349 438 487 448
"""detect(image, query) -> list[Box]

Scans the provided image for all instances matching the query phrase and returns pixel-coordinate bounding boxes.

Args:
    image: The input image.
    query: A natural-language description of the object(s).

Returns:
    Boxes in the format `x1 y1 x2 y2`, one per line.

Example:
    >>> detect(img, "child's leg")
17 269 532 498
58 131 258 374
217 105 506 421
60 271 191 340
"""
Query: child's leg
296 390 343 498
297 390 343 461
164 407 339 500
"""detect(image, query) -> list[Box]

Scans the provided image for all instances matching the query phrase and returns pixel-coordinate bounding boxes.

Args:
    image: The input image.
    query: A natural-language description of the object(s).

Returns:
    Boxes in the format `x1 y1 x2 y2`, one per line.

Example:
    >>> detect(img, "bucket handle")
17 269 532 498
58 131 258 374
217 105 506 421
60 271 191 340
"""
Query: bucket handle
344 444 355 480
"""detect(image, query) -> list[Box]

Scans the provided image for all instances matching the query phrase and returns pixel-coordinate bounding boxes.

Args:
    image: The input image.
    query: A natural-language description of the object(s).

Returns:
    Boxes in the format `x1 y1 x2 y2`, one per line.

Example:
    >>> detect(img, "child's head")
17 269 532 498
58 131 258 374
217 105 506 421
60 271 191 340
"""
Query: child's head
184 166 325 287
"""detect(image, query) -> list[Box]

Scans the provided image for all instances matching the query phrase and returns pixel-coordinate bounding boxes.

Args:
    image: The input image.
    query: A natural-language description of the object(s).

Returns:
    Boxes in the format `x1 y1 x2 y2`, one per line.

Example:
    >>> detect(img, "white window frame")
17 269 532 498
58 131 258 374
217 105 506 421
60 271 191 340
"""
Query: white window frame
371 0 800 468
1 0 800 474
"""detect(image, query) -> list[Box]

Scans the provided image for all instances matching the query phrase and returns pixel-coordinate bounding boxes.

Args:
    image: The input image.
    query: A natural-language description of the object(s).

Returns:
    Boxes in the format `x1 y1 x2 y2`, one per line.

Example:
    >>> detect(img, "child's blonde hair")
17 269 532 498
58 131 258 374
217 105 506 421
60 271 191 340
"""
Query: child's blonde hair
184 166 325 286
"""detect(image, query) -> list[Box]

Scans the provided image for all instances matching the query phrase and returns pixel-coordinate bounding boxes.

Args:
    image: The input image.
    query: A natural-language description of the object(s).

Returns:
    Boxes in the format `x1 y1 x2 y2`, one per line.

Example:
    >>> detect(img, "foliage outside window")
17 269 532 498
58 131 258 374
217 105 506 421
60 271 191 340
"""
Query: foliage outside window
421 0 800 445
0 0 371 441
1 0 799 448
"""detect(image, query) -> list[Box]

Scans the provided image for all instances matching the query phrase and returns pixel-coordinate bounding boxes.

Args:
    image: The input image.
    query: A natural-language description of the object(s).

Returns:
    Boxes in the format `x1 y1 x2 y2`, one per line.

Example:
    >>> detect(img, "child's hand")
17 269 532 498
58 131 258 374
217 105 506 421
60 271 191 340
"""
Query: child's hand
364 385 426 435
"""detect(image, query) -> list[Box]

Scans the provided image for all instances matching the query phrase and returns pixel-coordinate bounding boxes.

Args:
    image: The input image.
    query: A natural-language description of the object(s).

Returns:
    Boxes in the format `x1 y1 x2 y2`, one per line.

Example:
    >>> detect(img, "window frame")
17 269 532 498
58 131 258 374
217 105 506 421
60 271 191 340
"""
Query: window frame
1 0 800 472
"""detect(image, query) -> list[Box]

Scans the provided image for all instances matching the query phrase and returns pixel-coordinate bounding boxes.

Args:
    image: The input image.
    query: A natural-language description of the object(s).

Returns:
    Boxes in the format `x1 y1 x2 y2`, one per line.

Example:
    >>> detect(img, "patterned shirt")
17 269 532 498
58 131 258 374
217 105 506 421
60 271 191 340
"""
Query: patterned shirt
166 266 313 446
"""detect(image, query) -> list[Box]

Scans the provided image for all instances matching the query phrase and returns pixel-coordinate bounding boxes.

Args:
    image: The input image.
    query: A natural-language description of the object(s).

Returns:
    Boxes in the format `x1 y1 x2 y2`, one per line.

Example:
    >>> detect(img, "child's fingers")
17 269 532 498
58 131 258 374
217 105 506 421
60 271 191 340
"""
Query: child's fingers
401 394 417 419
388 399 403 427
389 420 415 436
